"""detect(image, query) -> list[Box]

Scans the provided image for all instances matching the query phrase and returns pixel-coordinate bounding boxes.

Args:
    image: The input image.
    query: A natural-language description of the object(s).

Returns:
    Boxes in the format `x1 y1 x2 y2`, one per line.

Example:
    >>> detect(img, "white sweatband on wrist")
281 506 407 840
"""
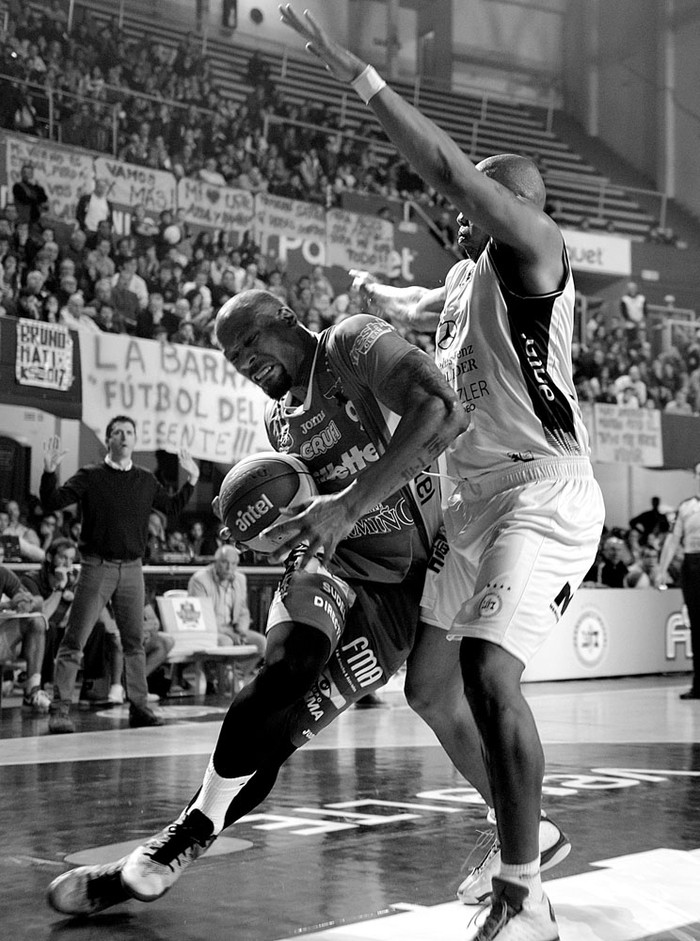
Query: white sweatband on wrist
351 65 386 105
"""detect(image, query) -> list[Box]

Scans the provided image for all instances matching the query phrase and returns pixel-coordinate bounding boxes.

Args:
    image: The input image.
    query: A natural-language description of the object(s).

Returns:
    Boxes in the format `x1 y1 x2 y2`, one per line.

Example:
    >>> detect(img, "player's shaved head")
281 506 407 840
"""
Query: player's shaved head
216 289 296 349
476 154 547 209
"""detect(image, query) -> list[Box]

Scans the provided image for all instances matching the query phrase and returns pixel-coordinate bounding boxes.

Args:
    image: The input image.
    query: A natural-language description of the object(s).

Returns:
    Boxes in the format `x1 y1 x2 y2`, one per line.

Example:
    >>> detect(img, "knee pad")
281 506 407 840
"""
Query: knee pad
267 547 356 648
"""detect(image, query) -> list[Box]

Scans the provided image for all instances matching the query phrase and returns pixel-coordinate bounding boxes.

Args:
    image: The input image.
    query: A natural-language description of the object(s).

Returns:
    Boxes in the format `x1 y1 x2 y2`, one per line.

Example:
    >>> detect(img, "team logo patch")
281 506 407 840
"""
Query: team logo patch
478 591 502 618
350 321 393 365
573 610 607 666
436 320 458 350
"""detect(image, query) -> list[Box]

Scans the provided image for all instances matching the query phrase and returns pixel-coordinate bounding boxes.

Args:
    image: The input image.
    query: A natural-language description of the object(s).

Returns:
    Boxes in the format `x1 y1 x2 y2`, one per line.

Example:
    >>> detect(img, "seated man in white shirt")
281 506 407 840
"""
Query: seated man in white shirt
187 546 266 689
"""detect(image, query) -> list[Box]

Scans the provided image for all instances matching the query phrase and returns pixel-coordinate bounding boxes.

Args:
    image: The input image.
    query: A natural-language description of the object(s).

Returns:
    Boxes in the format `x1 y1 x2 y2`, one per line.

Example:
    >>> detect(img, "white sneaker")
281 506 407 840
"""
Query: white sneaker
23 686 51 714
458 813 570 905
121 809 216 901
108 684 125 704
473 877 559 941
47 857 132 915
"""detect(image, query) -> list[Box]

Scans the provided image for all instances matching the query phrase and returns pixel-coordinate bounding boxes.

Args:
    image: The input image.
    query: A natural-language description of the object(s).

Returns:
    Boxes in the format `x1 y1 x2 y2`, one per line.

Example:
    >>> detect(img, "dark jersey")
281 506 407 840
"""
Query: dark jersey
265 316 441 583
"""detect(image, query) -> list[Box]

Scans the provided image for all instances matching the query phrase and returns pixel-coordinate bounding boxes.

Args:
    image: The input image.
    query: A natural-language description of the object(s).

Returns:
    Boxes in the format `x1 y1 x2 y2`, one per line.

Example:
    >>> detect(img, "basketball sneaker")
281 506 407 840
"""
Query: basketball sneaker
47 856 133 916
120 809 216 901
472 877 559 941
458 812 570 905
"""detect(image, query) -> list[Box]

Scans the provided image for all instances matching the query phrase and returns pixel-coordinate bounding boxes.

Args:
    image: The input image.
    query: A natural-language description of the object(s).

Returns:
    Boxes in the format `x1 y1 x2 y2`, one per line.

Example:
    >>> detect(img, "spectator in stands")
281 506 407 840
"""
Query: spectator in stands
59 293 99 332
624 545 661 589
629 497 670 552
186 519 218 559
3 499 43 553
165 529 189 556
0 501 45 562
598 535 630 587
62 228 89 276
198 157 226 186
665 388 694 415
615 364 647 407
12 163 48 232
144 510 168 563
187 545 266 690
89 237 116 282
112 255 148 311
110 270 141 334
76 179 114 237
619 281 647 339
0 561 50 713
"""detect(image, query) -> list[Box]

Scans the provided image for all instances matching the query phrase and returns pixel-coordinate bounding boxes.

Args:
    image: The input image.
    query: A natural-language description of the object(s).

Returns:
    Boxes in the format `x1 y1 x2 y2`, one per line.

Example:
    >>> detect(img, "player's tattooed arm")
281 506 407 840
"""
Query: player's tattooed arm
377 348 467 486
265 347 466 565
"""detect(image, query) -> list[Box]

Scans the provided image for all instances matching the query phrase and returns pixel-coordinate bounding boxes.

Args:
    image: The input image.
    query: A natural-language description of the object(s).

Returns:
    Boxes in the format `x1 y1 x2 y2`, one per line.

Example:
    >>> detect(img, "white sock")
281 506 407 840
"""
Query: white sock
188 756 253 834
27 672 41 693
499 858 543 901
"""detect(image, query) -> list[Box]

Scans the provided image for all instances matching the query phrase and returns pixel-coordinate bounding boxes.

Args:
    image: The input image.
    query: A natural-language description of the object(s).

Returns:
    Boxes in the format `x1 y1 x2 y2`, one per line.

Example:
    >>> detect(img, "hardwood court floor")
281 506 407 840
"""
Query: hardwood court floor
2 674 700 941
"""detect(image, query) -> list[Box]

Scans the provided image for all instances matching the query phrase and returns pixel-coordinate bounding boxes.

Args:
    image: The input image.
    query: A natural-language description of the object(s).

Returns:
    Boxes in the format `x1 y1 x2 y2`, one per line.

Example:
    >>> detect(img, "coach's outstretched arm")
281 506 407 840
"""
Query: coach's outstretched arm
280 5 562 290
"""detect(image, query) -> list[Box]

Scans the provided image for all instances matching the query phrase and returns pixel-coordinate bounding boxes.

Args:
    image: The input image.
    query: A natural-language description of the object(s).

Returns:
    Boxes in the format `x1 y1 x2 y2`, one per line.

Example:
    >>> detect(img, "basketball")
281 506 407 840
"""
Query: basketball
218 451 318 554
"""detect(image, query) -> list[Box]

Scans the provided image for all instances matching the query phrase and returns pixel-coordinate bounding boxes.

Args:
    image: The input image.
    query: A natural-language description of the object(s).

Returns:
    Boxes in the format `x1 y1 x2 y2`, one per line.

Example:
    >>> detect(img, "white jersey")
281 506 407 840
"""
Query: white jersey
435 244 590 482
672 496 700 554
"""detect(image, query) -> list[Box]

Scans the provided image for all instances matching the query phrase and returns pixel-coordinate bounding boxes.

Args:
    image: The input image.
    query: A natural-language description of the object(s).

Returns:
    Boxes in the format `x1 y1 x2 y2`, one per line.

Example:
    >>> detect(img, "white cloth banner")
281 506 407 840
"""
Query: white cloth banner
254 192 326 254
326 208 395 276
593 403 663 466
177 178 254 232
80 334 270 464
94 157 176 214
5 134 94 223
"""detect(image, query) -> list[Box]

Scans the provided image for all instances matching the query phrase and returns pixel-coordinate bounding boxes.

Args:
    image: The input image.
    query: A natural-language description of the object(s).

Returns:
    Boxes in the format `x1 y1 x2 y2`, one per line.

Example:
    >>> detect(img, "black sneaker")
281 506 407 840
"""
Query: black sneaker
129 704 164 728
47 857 133 916
48 702 76 734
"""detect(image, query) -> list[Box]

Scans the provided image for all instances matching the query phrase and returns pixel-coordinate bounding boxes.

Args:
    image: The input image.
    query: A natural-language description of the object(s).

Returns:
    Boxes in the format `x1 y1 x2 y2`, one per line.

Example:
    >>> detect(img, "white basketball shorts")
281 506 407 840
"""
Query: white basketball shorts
421 462 605 666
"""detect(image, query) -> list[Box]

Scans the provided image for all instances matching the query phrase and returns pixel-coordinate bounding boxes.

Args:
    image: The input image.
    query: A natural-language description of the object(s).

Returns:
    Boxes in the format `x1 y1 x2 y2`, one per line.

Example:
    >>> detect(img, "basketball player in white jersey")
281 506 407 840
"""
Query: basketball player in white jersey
271 9 606 941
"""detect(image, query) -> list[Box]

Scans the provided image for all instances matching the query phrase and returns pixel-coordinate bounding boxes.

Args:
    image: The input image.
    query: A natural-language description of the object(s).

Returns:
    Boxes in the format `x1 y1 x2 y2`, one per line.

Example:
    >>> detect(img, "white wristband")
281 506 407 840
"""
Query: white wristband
350 65 386 105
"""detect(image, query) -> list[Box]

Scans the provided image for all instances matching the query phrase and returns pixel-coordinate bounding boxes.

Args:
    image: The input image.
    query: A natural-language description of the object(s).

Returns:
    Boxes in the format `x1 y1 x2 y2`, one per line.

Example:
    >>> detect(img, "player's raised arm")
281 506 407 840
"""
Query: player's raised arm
281 6 561 275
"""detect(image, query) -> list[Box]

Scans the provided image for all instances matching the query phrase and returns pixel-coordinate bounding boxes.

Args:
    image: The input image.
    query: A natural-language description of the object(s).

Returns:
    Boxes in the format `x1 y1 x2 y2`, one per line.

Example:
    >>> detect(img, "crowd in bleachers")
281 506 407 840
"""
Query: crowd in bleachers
0 3 444 214
573 287 700 415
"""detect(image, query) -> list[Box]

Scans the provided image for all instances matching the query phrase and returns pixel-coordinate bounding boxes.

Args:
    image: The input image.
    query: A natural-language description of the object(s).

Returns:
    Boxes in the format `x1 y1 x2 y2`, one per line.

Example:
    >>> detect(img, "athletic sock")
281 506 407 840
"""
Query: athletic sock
27 672 41 692
187 756 254 834
499 858 543 902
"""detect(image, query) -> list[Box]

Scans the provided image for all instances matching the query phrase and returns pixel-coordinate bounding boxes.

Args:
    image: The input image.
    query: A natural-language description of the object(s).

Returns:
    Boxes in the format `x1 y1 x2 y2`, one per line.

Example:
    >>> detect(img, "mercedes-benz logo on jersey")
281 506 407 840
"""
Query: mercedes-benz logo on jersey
437 320 457 349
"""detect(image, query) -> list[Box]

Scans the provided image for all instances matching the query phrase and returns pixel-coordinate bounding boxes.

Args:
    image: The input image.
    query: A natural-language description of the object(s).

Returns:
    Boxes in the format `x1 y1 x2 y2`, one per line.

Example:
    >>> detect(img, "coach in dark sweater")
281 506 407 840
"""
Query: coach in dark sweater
40 415 199 733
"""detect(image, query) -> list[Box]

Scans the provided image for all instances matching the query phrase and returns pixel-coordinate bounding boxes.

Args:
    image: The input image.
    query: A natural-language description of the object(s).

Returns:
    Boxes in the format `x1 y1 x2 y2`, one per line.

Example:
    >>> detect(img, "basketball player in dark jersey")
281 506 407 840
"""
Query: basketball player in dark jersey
48 291 483 913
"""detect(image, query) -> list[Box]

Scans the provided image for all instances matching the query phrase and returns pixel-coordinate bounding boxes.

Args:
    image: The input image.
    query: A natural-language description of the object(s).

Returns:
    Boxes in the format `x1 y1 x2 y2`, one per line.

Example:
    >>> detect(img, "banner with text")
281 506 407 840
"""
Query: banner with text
5 134 94 223
593 403 663 466
326 208 395 276
254 192 327 262
94 157 176 216
80 334 270 464
177 178 255 237
562 228 632 277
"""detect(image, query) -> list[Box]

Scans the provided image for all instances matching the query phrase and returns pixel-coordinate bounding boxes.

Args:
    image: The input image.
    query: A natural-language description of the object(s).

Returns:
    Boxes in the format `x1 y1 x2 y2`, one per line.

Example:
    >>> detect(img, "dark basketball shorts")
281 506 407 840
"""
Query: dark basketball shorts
266 547 425 746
